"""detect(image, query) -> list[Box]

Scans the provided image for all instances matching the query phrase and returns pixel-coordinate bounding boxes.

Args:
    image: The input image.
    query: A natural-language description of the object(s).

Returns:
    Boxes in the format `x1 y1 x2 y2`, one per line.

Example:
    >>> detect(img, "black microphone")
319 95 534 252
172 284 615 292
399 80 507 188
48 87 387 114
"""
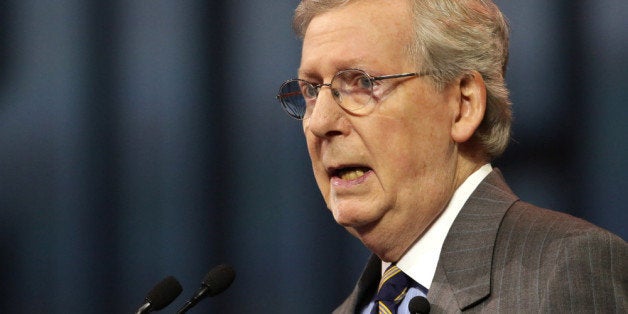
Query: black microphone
408 296 430 314
135 276 183 314
176 264 236 314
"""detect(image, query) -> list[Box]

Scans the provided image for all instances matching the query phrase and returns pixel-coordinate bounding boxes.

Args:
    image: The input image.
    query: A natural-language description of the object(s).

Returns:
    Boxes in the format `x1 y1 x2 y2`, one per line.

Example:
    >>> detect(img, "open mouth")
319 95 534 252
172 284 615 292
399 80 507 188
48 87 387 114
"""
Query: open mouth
333 166 372 181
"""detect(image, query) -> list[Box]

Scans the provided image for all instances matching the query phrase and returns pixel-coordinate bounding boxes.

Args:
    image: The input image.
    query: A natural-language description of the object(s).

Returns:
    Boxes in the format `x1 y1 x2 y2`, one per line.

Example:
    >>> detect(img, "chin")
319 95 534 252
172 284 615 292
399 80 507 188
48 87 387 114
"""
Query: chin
332 211 363 228
331 204 379 229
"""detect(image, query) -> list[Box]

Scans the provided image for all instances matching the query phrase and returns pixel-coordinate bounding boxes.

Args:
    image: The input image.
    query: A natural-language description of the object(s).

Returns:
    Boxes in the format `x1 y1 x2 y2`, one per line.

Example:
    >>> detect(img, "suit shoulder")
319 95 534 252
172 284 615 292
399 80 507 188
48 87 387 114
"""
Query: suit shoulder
491 201 627 312
494 200 627 288
500 200 624 244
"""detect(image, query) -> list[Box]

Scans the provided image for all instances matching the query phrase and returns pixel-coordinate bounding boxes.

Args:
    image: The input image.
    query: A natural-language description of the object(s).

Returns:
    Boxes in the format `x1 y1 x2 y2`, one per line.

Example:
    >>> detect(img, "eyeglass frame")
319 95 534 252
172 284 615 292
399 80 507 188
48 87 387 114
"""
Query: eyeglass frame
276 68 431 120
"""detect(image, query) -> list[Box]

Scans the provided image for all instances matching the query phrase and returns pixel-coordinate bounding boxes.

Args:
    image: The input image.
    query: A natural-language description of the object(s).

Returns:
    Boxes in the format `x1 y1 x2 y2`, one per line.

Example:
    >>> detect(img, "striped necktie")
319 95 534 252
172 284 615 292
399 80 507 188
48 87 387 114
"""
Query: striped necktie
371 264 411 314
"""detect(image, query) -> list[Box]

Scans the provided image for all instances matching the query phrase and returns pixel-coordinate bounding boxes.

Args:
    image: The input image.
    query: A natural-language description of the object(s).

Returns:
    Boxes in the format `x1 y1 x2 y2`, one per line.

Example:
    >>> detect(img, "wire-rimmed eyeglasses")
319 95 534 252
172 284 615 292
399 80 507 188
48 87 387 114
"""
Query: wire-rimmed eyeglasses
276 68 430 120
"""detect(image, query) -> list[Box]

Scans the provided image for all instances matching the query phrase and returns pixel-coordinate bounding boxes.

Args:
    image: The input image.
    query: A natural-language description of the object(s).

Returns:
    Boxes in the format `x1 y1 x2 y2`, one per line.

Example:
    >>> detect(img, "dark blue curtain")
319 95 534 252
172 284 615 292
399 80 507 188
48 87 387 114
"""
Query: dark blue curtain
0 1 625 313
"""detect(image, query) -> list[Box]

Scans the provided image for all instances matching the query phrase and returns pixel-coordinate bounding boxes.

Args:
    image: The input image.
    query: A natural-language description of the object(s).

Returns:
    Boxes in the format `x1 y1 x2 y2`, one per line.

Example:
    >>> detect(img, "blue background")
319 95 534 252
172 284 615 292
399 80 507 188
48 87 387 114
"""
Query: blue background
0 1 626 312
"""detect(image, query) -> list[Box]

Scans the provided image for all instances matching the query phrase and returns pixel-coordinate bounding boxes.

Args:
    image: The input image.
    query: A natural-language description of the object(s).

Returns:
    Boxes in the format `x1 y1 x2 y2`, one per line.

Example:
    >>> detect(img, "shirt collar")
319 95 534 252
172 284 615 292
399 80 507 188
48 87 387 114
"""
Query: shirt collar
382 164 493 289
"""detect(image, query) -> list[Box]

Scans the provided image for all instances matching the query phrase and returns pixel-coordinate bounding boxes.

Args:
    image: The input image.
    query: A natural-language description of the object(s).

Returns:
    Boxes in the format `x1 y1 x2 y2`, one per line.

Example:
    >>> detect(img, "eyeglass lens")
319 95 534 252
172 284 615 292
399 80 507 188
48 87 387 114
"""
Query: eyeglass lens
277 69 374 119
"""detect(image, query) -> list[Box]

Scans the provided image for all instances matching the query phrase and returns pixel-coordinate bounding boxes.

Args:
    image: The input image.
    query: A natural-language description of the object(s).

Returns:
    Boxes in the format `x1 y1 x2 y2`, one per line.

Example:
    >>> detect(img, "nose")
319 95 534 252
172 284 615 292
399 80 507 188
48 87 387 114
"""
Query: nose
305 87 349 138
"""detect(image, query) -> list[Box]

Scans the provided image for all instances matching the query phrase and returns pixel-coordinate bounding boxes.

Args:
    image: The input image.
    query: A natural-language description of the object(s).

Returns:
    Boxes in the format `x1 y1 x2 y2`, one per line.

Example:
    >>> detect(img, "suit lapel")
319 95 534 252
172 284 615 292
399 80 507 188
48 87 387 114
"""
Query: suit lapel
428 169 519 311
333 254 381 314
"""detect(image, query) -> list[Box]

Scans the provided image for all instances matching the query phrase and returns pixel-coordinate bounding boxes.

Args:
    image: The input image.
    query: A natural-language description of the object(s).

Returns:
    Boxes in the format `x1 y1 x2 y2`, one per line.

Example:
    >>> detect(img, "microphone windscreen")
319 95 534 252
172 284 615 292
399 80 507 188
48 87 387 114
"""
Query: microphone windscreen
146 276 183 310
408 296 430 314
202 264 236 297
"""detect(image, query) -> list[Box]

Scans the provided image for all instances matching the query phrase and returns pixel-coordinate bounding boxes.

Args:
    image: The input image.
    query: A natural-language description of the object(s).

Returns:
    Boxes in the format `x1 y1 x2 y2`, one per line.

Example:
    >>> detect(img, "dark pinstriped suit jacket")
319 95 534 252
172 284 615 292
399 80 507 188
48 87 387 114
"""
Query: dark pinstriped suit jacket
333 169 627 313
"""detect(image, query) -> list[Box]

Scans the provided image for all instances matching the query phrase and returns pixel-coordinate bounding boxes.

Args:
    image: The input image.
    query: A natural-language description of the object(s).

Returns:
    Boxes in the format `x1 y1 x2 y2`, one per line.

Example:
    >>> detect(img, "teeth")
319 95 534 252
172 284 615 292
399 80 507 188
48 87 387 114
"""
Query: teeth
339 169 365 180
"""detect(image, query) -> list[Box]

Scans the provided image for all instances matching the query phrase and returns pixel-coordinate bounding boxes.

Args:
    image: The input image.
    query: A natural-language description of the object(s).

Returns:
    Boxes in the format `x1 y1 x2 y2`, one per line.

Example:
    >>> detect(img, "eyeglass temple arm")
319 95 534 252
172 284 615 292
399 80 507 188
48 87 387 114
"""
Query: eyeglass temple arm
373 71 430 81
277 91 302 99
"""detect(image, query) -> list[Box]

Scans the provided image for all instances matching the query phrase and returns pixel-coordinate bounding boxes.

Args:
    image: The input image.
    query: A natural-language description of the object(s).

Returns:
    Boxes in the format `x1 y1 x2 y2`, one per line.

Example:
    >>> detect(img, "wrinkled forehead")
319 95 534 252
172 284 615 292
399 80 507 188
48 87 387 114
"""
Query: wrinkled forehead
299 0 415 77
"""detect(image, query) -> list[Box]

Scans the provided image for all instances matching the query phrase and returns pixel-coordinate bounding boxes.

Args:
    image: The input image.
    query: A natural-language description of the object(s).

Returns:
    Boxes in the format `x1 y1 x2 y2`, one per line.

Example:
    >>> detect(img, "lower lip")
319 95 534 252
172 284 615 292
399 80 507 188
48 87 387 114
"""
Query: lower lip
331 170 373 187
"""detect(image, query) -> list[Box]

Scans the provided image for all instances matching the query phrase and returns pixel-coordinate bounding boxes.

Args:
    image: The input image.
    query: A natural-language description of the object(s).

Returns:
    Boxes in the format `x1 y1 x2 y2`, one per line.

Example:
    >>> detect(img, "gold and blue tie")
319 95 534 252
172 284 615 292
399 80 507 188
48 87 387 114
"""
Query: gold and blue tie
371 265 410 314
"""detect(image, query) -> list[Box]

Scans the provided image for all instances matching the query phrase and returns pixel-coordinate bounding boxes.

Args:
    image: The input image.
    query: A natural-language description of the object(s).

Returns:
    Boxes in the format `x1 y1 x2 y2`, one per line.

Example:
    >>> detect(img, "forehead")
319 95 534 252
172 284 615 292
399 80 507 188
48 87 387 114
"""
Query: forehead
299 0 414 77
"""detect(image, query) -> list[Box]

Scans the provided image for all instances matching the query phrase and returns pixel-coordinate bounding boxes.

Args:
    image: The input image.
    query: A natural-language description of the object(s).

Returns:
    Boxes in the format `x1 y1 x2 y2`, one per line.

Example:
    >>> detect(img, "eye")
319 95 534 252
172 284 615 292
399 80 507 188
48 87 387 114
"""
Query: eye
300 81 318 99
335 70 374 91
356 75 373 89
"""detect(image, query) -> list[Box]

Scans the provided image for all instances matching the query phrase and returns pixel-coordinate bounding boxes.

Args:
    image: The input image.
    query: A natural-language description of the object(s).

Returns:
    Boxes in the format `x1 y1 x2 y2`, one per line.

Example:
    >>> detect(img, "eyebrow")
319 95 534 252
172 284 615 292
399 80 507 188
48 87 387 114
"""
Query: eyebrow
298 61 371 81
296 69 321 81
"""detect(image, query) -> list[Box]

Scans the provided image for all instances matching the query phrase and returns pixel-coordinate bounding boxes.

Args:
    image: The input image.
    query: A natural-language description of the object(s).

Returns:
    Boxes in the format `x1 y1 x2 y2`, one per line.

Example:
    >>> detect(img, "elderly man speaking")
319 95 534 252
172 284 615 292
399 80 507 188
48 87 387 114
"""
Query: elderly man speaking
276 0 627 313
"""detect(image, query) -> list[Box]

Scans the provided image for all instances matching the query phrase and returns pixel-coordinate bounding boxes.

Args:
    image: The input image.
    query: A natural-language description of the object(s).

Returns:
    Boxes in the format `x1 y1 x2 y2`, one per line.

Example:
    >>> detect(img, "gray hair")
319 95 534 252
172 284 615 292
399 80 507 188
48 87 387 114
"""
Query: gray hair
293 0 512 159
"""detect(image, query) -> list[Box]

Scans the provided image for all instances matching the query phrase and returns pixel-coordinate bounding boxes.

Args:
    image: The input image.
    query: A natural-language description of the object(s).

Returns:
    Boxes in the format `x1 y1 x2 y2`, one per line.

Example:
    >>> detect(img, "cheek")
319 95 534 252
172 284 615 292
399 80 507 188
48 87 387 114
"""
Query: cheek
382 146 428 186
373 115 453 182
305 135 331 198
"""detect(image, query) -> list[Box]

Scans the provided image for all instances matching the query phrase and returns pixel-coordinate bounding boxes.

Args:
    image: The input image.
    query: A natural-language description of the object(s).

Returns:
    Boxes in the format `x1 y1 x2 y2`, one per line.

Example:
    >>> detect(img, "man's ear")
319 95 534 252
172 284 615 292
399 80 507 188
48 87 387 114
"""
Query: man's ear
451 71 486 143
